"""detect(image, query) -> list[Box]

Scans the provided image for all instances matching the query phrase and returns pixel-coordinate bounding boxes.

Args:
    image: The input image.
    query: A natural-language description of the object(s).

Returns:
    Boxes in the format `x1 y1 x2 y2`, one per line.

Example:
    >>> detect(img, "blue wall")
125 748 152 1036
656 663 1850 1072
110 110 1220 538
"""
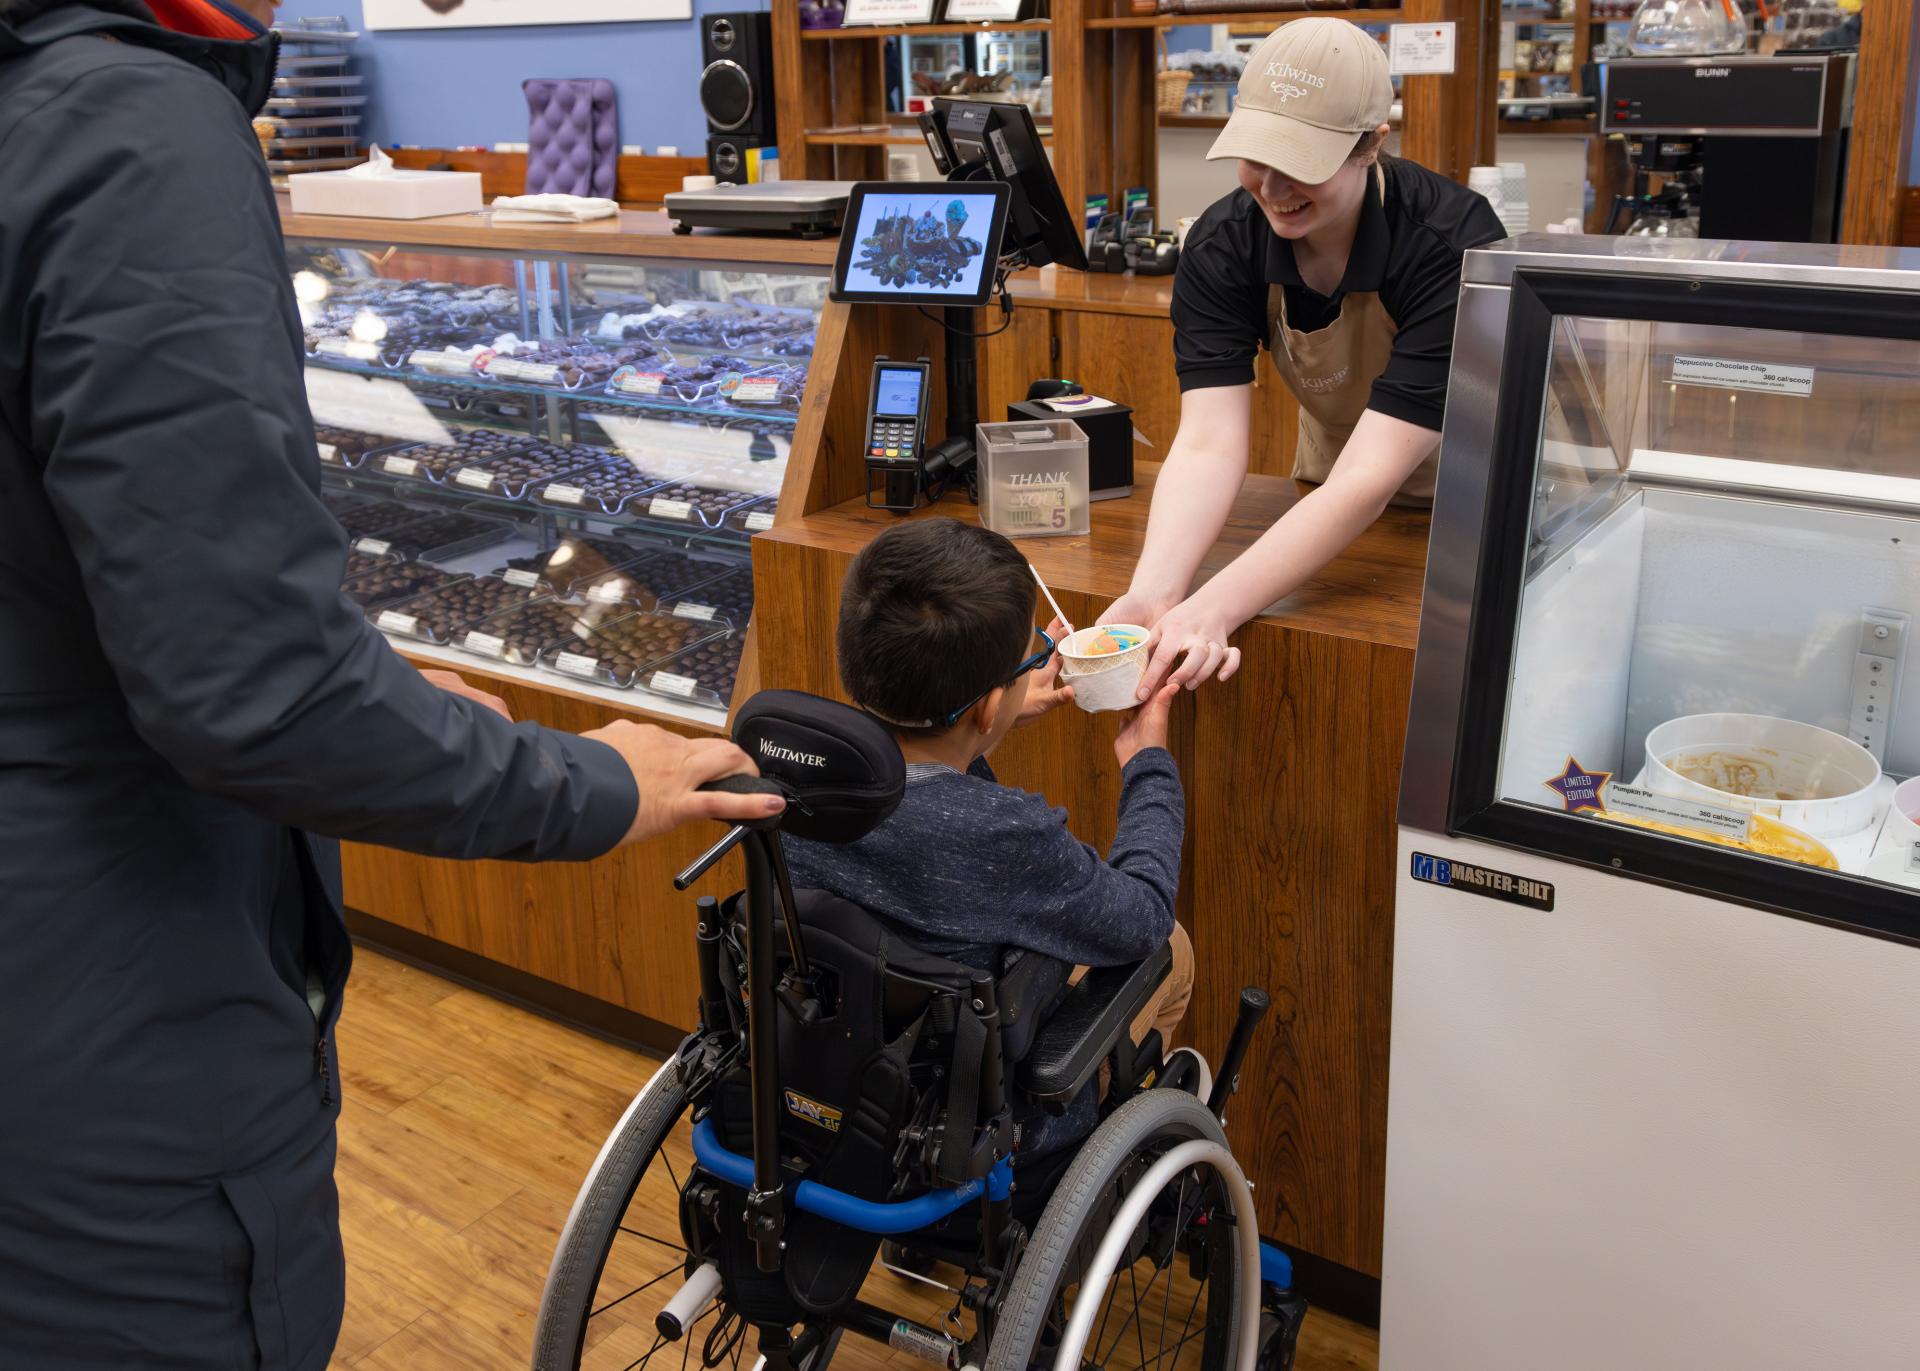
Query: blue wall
277 0 769 154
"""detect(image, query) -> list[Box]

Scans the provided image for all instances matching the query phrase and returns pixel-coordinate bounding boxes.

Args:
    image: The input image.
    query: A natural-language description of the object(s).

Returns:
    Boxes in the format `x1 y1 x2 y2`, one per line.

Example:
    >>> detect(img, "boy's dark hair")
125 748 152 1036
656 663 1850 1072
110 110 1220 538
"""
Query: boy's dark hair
838 519 1037 733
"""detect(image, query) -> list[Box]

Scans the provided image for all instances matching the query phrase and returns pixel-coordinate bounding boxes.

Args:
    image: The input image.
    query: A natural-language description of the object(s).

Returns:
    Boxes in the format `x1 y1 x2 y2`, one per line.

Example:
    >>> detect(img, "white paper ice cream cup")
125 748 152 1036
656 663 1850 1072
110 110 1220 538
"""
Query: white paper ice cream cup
1059 624 1150 714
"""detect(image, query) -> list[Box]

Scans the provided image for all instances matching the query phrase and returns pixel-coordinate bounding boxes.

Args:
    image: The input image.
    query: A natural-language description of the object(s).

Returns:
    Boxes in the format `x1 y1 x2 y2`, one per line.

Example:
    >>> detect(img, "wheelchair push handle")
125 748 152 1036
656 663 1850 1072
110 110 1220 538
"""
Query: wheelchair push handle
1206 985 1270 1122
673 776 793 891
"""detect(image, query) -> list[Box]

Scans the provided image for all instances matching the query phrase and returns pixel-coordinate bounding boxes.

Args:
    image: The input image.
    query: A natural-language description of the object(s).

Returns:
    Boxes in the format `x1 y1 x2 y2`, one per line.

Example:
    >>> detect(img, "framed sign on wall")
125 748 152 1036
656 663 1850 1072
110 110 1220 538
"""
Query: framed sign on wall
361 0 692 32
842 0 941 25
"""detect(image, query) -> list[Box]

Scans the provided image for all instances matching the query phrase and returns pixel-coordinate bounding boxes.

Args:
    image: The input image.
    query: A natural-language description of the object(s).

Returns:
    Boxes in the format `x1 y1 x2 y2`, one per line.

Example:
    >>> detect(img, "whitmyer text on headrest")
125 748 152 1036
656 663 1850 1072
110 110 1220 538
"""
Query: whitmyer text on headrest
759 738 827 768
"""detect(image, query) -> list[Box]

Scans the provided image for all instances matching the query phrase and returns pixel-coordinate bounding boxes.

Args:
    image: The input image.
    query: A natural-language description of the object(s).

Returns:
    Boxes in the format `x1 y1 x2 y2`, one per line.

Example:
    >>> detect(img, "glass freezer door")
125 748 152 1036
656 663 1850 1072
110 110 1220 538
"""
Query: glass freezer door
1447 267 1920 941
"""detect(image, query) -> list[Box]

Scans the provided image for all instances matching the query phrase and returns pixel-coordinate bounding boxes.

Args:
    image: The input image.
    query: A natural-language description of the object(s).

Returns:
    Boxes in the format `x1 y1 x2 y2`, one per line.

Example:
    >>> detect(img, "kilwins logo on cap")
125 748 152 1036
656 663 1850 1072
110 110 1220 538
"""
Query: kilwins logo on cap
1264 61 1326 102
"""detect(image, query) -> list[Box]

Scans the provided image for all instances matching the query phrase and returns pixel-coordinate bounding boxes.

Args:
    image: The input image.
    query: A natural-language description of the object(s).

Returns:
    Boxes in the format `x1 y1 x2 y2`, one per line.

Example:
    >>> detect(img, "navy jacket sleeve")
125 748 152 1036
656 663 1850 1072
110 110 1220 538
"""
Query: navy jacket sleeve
11 58 637 861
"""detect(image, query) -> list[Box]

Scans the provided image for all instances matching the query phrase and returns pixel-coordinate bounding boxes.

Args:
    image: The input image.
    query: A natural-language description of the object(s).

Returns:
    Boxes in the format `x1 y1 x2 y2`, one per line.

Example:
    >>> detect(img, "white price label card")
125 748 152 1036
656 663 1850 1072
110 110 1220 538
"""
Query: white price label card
315 337 379 362
1671 355 1815 397
673 602 717 622
648 497 694 521
1907 842 1920 876
587 582 627 605
481 356 562 385
554 651 600 678
616 372 666 397
649 671 699 699
353 538 392 557
1389 21 1456 75
744 509 776 532
408 349 474 376
454 467 496 491
317 442 341 465
1604 783 1752 841
462 631 507 659
375 610 419 636
502 568 542 589
543 483 585 506
382 454 420 477
732 376 782 405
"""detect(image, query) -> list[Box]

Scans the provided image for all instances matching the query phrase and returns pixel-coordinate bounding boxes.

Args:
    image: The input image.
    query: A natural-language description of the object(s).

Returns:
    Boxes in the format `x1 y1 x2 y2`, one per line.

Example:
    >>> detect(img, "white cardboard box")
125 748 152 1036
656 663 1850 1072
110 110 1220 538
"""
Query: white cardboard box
287 168 483 220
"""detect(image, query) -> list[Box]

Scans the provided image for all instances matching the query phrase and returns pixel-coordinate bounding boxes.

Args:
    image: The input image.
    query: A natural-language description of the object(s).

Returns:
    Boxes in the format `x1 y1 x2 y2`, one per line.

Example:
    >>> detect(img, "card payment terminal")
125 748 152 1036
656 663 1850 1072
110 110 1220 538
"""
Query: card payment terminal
865 357 932 511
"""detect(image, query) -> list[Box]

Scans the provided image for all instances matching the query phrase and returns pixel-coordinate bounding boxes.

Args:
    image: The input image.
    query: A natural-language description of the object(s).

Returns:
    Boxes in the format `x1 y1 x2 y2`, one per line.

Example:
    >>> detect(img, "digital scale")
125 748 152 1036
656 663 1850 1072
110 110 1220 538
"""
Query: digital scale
664 181 854 240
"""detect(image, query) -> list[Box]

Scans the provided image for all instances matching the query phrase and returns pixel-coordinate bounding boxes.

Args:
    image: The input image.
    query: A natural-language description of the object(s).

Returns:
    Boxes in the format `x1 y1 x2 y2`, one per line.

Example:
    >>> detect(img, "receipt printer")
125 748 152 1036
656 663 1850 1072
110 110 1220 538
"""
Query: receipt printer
1008 393 1134 501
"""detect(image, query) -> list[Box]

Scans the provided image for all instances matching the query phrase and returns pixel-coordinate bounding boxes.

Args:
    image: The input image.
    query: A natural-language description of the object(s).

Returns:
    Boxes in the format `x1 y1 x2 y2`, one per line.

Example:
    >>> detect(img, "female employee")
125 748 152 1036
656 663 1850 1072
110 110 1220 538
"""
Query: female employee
1104 18 1504 696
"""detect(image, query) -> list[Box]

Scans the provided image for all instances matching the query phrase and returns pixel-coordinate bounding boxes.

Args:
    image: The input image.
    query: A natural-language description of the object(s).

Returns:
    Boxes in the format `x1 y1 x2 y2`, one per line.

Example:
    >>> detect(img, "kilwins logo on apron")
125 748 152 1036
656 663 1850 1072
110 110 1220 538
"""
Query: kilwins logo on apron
1299 367 1351 395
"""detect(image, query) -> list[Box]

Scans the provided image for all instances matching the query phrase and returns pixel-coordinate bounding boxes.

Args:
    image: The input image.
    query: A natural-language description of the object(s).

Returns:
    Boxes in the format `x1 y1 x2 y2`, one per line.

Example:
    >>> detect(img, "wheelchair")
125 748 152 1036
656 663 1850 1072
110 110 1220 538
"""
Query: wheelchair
532 692 1308 1371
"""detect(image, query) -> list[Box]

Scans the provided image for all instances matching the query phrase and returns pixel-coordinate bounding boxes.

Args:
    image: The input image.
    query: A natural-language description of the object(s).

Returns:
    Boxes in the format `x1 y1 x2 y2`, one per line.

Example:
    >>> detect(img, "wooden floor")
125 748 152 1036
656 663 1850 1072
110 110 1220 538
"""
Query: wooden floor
329 949 1381 1370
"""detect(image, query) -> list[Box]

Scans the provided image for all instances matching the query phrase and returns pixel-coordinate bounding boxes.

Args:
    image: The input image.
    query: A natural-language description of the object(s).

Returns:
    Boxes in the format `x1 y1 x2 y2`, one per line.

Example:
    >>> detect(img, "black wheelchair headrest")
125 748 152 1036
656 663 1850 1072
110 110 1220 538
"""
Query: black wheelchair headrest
733 690 905 844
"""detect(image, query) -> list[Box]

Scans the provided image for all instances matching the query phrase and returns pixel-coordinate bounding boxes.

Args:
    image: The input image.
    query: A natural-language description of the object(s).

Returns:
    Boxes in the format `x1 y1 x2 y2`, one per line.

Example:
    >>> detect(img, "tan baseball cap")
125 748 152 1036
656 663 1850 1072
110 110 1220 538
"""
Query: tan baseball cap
1207 18 1393 185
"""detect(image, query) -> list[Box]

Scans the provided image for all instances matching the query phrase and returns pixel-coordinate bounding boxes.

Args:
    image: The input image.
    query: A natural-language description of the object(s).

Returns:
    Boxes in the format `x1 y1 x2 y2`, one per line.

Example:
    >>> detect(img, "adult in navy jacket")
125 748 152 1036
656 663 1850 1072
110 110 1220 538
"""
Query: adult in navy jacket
0 0 784 1365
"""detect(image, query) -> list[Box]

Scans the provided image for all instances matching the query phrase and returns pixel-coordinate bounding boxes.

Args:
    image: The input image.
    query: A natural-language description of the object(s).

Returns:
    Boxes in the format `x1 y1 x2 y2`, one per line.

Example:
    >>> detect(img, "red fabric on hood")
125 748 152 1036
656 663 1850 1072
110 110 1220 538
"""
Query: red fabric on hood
143 0 256 40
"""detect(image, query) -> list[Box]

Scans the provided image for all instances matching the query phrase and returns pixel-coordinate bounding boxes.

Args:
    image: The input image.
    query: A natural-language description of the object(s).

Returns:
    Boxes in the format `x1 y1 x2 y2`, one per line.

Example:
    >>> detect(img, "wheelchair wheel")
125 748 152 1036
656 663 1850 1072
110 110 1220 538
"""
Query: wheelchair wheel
984 1091 1258 1371
532 1059 712 1371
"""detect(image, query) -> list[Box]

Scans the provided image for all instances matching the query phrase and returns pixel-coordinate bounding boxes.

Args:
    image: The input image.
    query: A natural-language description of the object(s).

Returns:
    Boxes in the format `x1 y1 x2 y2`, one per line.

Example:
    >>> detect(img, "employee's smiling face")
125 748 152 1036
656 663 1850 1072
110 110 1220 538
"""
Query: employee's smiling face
1238 141 1378 241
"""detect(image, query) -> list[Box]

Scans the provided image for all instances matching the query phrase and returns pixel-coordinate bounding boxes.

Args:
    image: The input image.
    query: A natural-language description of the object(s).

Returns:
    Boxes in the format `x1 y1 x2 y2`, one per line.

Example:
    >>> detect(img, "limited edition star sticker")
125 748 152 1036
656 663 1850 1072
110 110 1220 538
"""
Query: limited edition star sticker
1543 757 1611 813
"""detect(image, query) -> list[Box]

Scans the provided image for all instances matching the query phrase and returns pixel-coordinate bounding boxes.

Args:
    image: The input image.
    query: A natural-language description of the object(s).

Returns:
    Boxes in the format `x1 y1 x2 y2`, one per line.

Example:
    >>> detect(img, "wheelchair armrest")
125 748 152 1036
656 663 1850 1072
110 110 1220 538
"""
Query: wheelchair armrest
996 950 1071 1064
1016 944 1172 1103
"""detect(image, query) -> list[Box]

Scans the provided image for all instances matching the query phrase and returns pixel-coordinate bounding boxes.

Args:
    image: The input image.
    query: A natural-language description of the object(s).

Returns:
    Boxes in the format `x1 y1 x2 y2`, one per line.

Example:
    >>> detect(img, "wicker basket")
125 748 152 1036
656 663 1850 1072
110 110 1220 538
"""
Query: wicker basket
1156 34 1193 115
253 119 278 159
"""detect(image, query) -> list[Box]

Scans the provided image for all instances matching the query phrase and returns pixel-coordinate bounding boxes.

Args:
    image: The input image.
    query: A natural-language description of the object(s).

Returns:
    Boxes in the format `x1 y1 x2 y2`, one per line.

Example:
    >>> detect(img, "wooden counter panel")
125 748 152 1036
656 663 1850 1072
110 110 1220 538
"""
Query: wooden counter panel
1007 266 1179 319
340 663 738 1031
1187 631 1413 1278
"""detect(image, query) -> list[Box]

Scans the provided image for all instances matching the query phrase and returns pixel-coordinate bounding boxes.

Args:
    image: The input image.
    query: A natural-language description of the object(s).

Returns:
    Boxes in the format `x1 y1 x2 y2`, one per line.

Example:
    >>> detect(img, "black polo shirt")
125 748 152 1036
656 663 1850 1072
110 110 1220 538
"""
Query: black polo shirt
1171 156 1505 432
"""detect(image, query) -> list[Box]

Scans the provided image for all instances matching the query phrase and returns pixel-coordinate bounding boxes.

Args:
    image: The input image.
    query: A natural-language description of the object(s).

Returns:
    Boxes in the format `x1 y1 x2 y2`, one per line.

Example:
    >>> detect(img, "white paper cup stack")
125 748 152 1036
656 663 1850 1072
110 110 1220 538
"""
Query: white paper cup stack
1467 166 1509 231
1059 625 1151 713
1498 161 1530 234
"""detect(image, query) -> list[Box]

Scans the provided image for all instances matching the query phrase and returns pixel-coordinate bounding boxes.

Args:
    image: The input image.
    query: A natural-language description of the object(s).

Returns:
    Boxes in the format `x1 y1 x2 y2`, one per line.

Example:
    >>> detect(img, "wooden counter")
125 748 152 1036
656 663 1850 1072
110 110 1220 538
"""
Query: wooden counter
755 465 1429 1291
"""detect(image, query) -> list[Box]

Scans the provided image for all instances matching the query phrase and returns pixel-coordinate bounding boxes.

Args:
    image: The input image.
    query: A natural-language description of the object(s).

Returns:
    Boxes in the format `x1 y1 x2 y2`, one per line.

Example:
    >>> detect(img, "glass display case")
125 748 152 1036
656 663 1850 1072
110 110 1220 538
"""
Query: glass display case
286 236 826 723
1403 237 1920 939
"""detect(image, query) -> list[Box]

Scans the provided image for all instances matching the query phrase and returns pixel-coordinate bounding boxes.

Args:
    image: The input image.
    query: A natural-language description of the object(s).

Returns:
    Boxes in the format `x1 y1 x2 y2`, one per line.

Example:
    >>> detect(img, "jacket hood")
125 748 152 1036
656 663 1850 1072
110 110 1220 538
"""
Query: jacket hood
0 0 277 114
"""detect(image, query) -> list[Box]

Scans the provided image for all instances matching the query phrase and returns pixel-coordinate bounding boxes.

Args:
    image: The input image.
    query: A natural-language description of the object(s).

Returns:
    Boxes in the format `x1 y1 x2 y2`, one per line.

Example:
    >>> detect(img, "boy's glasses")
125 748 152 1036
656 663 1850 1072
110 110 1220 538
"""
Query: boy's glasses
867 627 1057 731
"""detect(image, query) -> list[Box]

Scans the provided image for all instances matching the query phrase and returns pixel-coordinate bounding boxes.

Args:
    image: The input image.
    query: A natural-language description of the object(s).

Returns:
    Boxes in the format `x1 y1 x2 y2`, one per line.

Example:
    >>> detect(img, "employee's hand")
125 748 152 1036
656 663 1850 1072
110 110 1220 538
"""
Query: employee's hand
1134 597 1243 700
1114 683 1180 767
420 668 513 722
1015 618 1075 724
1097 590 1178 633
585 720 783 845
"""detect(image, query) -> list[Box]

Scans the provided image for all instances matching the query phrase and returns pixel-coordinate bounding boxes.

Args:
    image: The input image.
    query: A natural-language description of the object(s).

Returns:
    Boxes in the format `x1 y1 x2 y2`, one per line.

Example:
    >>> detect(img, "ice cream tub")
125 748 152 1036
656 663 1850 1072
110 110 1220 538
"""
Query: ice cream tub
1641 713 1882 840
1058 624 1149 713
1864 776 1920 888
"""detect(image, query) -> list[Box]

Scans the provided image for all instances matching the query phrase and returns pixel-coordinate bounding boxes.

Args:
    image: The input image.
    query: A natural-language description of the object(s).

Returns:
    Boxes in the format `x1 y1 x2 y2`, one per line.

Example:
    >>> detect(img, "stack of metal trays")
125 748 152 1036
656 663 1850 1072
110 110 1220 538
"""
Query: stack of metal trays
264 19 365 182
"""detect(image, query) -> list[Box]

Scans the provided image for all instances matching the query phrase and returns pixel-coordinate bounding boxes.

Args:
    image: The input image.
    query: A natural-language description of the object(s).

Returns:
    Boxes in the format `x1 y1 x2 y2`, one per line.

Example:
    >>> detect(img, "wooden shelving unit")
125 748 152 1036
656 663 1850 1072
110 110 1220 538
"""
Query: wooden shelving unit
1086 6 1402 27
805 19 1050 39
773 0 1498 264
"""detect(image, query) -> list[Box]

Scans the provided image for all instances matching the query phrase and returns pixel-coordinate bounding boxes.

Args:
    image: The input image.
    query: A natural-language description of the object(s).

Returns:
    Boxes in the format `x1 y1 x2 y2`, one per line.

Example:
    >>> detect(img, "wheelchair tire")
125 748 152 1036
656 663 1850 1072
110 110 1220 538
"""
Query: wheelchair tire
983 1090 1250 1371
532 1058 690 1371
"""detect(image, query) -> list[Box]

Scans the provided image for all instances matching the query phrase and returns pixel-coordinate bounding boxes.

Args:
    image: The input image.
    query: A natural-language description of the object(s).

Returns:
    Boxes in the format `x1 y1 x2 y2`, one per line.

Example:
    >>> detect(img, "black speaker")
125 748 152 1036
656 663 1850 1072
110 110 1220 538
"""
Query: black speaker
700 12 775 141
708 132 775 184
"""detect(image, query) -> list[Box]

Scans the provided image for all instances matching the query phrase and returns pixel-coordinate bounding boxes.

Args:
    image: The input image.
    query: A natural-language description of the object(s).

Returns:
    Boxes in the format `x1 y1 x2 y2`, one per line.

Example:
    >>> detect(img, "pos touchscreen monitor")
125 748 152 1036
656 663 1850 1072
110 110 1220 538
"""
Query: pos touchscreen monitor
830 181 1011 308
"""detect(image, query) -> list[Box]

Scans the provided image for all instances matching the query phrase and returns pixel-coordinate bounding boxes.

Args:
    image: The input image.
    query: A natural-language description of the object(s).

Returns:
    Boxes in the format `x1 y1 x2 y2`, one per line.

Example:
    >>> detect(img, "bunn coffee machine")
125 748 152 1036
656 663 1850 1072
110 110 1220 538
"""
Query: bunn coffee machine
1596 52 1853 242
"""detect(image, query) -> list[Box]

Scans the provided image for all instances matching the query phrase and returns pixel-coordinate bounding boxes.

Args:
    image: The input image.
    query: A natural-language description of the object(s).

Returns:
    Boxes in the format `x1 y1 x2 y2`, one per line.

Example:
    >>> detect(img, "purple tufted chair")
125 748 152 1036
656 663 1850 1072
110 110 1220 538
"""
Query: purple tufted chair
522 78 619 199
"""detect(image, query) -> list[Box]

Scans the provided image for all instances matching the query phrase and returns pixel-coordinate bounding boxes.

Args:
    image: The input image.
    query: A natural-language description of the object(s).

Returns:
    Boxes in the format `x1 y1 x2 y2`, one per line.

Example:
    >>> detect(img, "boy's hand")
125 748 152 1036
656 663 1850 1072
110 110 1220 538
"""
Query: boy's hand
1015 618 1075 725
1114 683 1179 767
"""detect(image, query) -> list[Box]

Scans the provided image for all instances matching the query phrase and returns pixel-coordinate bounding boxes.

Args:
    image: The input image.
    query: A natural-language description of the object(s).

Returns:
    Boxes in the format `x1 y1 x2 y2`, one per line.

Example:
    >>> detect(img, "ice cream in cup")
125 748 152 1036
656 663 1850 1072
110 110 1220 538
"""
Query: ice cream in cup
1058 624 1151 713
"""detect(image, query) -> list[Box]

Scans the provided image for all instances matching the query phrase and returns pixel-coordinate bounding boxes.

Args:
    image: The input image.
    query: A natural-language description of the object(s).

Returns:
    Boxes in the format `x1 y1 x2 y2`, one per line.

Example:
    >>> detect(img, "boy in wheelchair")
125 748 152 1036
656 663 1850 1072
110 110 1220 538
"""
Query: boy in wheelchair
531 521 1305 1371
783 518 1203 1162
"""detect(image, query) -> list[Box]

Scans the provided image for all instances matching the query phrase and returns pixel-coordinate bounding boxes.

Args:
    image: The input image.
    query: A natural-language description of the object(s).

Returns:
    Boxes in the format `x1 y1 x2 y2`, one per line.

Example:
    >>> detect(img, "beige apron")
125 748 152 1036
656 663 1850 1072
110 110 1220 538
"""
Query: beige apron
1263 178 1439 507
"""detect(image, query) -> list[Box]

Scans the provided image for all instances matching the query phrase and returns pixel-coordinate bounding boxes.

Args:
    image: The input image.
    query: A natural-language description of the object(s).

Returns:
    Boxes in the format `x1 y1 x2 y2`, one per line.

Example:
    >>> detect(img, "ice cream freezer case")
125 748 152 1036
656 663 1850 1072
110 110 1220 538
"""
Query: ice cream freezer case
1381 238 1920 1370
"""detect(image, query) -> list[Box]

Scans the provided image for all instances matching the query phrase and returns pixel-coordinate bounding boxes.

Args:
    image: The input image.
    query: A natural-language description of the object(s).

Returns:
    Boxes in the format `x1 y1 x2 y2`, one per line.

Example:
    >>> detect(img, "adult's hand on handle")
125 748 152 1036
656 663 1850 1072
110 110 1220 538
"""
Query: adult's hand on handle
419 667 513 722
584 720 783 845
1132 597 1242 701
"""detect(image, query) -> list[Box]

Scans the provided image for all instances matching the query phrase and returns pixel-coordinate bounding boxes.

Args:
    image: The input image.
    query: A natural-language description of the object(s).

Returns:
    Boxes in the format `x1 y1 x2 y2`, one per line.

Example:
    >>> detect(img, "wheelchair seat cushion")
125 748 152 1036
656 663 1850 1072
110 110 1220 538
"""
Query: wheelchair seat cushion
733 691 905 844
